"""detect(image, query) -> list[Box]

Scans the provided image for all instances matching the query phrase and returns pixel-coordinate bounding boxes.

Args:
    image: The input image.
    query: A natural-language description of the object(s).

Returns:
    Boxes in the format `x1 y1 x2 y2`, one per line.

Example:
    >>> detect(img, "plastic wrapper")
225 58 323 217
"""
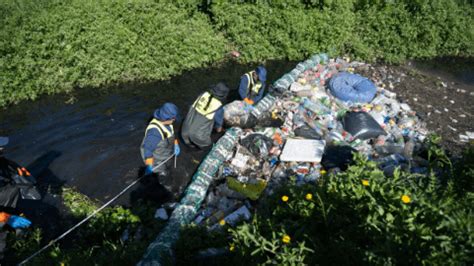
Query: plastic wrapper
342 111 387 140
226 177 267 200
294 125 322 140
240 133 274 158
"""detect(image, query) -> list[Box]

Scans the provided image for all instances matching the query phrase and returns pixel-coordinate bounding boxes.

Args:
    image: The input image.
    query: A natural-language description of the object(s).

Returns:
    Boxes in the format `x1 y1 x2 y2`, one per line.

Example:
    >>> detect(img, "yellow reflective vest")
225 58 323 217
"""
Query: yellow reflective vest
244 71 263 97
144 118 174 140
192 92 223 120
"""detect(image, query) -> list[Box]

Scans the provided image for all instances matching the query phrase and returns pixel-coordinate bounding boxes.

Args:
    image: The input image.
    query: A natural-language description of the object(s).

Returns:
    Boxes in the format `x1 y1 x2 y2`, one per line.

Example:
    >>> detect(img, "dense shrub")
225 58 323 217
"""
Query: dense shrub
0 0 228 107
211 0 473 63
355 0 474 62
1 0 473 107
212 2 355 62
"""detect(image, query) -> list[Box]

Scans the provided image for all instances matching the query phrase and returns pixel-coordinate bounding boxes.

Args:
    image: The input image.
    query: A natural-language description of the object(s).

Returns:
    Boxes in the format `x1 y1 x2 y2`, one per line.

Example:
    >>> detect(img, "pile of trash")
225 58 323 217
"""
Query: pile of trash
192 53 430 229
141 54 432 264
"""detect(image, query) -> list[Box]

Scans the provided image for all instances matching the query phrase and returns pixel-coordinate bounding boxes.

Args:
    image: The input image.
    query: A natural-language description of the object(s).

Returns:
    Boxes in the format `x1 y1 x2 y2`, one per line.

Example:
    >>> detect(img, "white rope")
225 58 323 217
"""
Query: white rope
18 153 176 265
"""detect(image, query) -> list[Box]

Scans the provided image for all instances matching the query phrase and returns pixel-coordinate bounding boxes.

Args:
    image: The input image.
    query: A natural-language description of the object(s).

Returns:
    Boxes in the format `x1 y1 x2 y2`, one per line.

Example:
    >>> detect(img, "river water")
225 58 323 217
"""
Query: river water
0 60 296 234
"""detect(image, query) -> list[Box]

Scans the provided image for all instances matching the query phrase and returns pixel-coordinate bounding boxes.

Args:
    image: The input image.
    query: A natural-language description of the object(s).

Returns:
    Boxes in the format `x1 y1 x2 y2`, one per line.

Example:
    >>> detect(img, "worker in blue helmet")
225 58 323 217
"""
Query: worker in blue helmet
140 103 180 177
0 136 37 260
182 82 230 149
239 66 267 105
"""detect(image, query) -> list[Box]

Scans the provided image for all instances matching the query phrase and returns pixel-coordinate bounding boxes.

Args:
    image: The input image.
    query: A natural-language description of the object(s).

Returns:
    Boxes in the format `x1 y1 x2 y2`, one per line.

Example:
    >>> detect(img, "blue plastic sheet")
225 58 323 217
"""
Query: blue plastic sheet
328 72 376 103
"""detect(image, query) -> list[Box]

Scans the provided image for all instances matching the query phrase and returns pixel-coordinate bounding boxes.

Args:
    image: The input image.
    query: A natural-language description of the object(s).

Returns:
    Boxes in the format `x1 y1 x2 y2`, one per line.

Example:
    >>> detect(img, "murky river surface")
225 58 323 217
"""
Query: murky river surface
0 60 296 234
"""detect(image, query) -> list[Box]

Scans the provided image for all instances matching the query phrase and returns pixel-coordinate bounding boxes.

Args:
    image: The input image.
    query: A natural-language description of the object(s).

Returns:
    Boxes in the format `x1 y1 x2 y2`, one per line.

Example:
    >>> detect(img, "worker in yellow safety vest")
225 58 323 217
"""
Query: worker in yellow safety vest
239 66 267 105
181 83 230 149
140 103 180 177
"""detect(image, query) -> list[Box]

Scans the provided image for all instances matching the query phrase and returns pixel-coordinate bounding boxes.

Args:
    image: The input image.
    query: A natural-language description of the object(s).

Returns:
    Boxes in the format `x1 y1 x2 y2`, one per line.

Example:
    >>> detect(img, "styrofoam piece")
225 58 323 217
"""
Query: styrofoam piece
231 152 249 170
280 139 326 162
466 131 474 139
290 82 312 93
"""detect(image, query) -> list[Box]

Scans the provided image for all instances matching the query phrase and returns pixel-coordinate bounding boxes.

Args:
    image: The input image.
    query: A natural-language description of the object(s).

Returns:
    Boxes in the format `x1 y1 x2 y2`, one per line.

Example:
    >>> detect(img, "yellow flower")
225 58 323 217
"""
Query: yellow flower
305 193 313 200
282 234 291 244
320 169 327 175
281 195 289 202
229 243 235 252
219 219 226 226
401 194 411 204
362 179 369 186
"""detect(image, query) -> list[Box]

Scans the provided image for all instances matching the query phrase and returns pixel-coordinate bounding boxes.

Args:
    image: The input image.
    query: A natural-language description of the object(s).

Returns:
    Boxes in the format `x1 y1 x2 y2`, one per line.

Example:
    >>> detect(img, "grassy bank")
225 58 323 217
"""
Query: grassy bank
1 0 473 108
0 0 227 107
174 139 474 265
211 0 474 63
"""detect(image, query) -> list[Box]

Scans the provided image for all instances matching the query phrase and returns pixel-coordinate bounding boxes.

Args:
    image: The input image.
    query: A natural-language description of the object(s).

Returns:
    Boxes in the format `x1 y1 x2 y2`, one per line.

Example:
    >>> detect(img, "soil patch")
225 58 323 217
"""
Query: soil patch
356 60 474 155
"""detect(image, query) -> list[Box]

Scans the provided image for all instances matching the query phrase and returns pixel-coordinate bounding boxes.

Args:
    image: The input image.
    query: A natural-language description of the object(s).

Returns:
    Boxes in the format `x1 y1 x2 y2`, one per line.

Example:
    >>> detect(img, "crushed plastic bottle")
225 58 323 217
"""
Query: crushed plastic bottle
302 97 331 115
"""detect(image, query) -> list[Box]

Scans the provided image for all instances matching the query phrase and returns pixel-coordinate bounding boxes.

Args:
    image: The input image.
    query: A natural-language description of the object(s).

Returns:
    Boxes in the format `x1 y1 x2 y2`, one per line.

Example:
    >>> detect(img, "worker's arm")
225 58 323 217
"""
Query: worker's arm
142 128 163 161
0 212 31 229
0 212 11 229
238 75 249 100
251 81 265 104
213 107 225 130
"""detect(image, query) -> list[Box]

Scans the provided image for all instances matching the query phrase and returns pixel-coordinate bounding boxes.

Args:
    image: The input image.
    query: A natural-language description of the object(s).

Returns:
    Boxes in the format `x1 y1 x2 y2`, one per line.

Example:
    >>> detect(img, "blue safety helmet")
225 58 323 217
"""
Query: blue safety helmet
0 136 9 147
154 103 179 121
256 66 267 83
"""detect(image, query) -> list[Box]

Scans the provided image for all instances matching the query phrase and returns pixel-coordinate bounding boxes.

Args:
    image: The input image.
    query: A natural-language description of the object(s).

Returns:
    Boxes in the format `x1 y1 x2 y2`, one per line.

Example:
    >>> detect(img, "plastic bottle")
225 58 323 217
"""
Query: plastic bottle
403 138 415 159
377 154 406 168
302 97 331 115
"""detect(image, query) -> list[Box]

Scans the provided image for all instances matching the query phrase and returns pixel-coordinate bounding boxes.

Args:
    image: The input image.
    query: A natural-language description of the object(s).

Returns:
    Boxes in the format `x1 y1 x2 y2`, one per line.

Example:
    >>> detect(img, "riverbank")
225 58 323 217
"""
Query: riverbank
1 0 473 107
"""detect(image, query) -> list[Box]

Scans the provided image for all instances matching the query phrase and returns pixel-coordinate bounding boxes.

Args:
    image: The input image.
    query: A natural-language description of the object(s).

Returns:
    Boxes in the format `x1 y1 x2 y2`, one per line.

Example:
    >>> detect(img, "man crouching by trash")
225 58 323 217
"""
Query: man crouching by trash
239 66 267 105
140 103 181 178
181 82 230 149
0 136 40 260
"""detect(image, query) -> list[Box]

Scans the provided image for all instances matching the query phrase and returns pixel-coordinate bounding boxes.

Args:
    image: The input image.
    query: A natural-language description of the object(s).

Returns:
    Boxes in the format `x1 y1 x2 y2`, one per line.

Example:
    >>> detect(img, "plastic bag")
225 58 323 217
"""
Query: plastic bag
294 125 322 140
240 133 273 158
224 100 250 127
321 145 356 171
342 111 386 140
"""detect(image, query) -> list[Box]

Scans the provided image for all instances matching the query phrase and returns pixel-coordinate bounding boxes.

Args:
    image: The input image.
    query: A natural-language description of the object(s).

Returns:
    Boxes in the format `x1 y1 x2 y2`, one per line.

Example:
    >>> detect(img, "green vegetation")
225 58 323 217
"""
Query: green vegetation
1 0 473 107
7 187 166 265
174 140 474 265
0 0 227 107
8 139 472 264
212 0 474 63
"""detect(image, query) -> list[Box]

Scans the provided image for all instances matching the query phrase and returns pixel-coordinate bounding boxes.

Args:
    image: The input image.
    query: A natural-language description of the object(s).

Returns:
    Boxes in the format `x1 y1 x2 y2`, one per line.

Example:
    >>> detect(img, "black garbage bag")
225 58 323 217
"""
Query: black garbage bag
241 113 283 128
0 184 20 208
13 174 41 201
294 124 322 140
242 113 258 128
321 145 357 171
240 133 273 158
342 111 386 140
0 157 41 208
256 112 284 128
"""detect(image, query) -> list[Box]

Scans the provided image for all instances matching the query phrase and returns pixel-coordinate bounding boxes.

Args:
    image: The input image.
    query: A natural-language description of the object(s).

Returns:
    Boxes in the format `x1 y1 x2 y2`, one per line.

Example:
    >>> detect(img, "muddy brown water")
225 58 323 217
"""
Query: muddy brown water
0 60 297 236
